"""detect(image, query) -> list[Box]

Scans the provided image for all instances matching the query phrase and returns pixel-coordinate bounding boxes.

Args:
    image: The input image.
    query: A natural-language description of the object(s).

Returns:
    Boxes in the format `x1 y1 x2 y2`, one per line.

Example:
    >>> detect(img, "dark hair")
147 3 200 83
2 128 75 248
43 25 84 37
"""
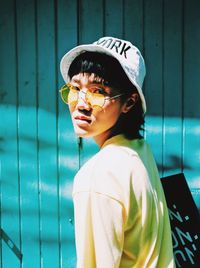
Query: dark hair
68 52 145 139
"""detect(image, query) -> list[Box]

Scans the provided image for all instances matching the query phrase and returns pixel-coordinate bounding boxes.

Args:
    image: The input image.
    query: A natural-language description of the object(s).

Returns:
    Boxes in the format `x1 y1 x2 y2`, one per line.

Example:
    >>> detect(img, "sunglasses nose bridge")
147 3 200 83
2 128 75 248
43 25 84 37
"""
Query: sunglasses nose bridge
78 90 88 103
79 89 87 99
76 90 92 109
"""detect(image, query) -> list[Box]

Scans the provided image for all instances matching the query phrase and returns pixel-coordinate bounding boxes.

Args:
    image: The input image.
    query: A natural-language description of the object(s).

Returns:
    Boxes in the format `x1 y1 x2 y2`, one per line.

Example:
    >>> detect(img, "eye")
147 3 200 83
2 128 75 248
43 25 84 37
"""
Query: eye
74 86 80 91
68 84 80 91
92 87 107 95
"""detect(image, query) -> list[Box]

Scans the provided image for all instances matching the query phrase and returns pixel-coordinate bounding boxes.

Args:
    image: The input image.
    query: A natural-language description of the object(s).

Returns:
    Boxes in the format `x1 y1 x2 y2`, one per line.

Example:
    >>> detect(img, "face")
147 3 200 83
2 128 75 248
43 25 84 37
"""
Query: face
68 73 126 146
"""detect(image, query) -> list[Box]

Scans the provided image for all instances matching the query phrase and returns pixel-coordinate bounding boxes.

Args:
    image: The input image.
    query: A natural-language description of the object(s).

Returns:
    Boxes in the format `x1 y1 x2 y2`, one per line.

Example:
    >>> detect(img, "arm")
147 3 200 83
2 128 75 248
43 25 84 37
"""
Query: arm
73 191 125 268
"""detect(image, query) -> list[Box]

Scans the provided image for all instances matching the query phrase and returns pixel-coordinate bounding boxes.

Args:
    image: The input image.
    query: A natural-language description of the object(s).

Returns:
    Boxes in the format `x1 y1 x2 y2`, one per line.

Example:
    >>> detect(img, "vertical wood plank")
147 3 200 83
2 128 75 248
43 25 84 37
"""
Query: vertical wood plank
104 0 123 37
144 0 163 116
37 0 59 266
124 0 144 48
183 0 200 209
79 0 104 44
0 0 21 267
15 0 40 267
144 0 164 175
162 0 183 177
57 0 79 267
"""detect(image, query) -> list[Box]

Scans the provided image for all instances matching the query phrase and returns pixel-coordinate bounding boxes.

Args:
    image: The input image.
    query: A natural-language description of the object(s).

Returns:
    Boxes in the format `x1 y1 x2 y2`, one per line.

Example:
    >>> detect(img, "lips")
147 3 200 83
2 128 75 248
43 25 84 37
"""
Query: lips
74 115 92 124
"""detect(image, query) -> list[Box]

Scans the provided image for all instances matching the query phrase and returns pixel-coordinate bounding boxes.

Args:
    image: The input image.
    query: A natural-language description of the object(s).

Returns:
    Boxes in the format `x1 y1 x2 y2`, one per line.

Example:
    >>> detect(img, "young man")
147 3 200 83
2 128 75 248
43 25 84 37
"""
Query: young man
60 37 175 268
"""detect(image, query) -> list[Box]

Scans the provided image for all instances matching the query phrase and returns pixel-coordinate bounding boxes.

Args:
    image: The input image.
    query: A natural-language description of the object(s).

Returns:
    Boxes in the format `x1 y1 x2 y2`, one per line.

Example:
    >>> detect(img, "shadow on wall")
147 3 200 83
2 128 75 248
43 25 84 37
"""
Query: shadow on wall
0 106 200 207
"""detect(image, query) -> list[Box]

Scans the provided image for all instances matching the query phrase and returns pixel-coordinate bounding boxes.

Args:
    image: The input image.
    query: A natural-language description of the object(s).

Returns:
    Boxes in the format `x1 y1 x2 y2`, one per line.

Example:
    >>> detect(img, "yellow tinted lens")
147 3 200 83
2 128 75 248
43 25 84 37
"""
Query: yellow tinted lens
86 91 105 107
60 84 79 105
68 87 79 105
60 85 70 103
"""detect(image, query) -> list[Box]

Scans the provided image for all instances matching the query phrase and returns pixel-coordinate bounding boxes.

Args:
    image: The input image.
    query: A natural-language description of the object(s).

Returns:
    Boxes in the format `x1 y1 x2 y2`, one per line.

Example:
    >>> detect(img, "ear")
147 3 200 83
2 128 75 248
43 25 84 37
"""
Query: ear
122 93 139 113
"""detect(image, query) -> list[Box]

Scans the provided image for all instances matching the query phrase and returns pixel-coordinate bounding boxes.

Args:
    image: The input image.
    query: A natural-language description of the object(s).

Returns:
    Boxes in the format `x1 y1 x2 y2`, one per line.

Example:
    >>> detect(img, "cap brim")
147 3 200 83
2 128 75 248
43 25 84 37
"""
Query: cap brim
60 44 146 113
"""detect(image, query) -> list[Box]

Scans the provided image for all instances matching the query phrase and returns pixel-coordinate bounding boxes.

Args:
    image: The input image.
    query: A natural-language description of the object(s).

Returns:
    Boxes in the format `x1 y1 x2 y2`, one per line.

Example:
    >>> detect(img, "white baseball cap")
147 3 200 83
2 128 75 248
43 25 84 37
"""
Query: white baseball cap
60 36 146 113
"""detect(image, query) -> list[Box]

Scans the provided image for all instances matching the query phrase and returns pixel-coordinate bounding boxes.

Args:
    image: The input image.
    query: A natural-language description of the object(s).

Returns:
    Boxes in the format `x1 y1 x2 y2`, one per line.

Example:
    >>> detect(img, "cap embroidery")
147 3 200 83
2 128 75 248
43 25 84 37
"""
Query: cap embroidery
96 38 131 59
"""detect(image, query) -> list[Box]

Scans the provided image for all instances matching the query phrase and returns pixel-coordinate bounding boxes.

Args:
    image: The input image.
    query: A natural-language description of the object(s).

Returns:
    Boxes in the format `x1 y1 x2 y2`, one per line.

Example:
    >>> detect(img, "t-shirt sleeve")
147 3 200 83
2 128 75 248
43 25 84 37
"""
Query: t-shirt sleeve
73 190 125 268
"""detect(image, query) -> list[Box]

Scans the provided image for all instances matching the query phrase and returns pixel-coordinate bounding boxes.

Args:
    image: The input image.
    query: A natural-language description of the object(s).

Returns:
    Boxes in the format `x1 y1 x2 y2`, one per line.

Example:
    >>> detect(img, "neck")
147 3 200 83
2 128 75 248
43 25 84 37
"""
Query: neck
94 128 122 148
93 132 110 148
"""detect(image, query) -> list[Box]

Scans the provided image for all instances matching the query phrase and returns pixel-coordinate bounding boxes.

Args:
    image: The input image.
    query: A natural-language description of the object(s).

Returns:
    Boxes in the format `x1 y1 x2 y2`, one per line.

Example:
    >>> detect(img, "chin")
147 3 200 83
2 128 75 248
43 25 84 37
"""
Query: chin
73 126 91 138
73 126 101 139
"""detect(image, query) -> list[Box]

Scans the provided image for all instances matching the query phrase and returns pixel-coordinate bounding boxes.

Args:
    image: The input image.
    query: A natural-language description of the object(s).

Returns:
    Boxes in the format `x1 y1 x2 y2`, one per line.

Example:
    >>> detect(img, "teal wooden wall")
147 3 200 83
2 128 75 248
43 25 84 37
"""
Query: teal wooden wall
0 0 199 267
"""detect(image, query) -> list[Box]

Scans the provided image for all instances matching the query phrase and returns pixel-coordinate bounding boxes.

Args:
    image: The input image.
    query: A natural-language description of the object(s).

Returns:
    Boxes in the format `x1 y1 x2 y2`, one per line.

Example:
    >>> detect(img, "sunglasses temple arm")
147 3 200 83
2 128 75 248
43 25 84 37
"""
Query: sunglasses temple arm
109 93 125 100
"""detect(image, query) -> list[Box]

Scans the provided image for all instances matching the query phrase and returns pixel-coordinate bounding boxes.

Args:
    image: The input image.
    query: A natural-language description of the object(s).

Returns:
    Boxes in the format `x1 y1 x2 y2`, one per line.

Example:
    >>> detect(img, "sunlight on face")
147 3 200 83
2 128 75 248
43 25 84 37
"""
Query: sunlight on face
69 73 125 146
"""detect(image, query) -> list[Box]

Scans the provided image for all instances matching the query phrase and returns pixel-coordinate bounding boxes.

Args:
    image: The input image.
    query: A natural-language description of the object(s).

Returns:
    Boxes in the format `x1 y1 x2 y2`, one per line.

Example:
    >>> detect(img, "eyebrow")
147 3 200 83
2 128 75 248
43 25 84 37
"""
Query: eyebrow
71 77 107 86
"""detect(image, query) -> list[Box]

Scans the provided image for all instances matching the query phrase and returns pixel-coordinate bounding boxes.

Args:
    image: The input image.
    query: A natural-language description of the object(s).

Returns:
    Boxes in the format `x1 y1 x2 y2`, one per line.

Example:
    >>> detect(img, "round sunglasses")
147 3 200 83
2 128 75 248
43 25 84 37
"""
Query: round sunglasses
59 83 124 108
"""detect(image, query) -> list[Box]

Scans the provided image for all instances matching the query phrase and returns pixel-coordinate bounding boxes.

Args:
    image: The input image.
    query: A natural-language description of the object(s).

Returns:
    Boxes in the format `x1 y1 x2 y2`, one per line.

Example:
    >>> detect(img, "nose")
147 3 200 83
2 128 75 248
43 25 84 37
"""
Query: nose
76 90 91 111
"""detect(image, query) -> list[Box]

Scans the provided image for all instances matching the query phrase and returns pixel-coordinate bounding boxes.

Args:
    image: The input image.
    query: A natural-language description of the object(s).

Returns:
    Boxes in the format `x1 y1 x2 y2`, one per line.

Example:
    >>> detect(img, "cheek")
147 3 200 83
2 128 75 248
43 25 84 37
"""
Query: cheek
97 103 123 124
68 104 76 117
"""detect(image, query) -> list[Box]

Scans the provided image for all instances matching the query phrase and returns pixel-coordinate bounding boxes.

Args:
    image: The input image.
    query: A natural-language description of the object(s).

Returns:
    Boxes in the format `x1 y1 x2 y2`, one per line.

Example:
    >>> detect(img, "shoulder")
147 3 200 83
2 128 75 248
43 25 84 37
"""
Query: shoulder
97 143 149 177
74 143 147 198
98 143 137 164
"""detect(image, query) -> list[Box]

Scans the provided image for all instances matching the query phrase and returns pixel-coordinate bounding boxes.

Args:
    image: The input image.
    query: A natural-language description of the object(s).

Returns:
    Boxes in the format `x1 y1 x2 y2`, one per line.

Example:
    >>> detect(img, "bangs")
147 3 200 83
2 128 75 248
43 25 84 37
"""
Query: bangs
68 52 112 85
68 52 136 91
